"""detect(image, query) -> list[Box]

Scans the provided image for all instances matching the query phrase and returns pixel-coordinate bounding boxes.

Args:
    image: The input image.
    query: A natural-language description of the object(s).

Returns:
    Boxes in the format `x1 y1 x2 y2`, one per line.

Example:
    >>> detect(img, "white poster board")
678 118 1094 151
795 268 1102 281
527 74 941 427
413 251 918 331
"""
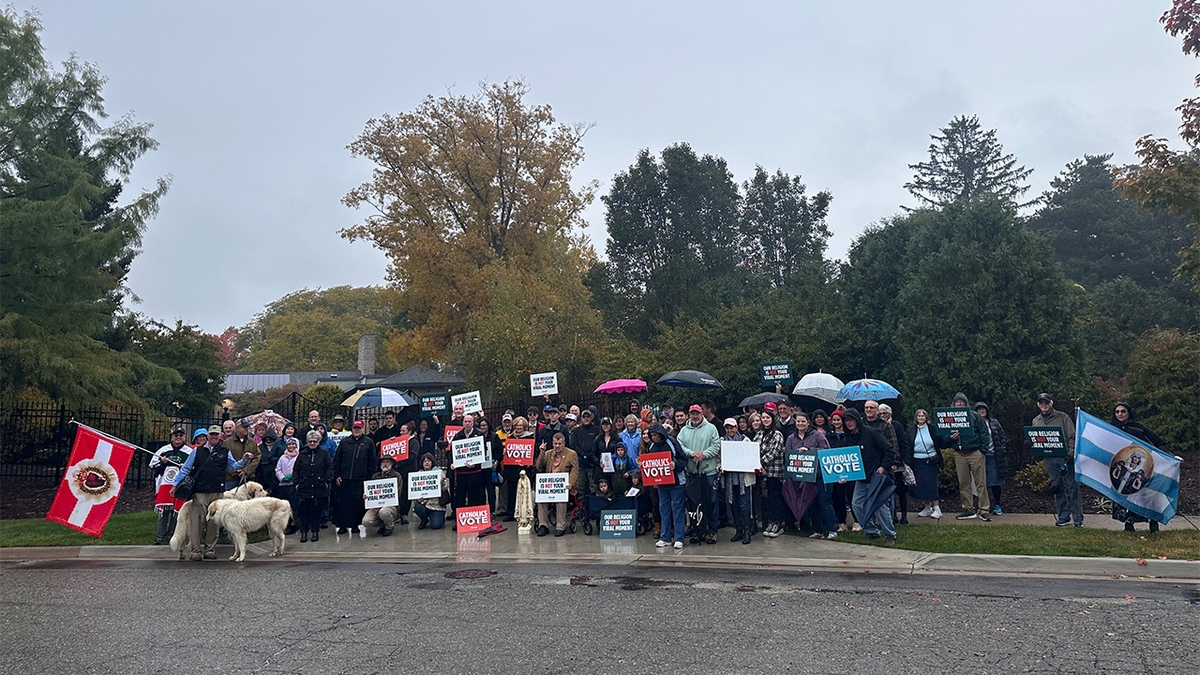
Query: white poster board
600 452 615 473
720 440 762 473
452 390 483 414
451 436 486 468
407 470 442 500
363 477 400 509
535 472 571 503
530 371 559 396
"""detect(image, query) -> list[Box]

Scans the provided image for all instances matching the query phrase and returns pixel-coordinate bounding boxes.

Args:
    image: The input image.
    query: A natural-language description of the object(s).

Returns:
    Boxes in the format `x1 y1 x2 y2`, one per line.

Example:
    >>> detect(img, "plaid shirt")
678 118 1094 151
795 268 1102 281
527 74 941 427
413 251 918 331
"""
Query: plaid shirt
755 429 786 478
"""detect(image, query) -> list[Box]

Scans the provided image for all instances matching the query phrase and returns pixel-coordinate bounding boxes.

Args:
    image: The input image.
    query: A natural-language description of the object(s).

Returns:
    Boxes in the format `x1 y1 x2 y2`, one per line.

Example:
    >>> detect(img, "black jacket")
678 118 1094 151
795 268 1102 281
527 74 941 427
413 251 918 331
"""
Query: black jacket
572 421 601 467
336 434 378 481
843 409 893 478
889 418 913 465
645 422 688 486
592 434 623 468
294 445 332 498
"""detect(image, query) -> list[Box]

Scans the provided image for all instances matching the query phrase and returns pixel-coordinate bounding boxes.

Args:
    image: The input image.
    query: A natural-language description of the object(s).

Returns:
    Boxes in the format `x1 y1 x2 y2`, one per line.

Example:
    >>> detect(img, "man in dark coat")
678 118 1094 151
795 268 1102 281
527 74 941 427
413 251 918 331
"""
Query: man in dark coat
372 410 414 525
333 421 378 533
843 409 898 543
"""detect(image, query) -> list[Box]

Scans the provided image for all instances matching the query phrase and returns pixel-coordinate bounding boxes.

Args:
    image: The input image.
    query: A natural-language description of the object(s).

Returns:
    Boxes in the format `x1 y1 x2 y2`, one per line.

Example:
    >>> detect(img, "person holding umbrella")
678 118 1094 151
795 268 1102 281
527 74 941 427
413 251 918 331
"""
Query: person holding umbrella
842 409 898 543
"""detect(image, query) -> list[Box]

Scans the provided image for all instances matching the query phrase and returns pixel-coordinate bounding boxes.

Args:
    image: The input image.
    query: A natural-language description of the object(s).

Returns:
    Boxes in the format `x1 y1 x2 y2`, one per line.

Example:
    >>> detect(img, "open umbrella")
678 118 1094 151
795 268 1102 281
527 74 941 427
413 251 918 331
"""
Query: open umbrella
738 392 791 408
594 379 648 394
341 387 418 409
241 409 290 434
656 370 723 389
835 378 900 402
792 371 845 403
855 470 896 525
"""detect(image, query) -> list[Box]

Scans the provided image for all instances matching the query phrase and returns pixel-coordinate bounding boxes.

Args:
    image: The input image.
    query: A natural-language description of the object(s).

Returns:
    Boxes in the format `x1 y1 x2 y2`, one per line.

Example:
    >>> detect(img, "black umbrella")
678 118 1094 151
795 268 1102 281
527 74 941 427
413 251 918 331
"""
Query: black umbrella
656 370 723 389
857 470 896 524
737 392 791 408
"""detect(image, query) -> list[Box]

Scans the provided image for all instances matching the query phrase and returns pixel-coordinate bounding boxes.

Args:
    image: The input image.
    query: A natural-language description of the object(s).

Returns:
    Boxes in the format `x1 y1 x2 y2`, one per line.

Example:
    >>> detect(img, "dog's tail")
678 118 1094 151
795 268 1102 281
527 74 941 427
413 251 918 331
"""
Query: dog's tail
169 501 192 552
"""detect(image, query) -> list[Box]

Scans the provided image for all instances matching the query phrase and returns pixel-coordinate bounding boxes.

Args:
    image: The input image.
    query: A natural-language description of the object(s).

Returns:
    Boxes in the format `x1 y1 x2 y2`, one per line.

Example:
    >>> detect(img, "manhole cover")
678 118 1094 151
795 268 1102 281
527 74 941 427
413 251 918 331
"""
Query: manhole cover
444 568 497 579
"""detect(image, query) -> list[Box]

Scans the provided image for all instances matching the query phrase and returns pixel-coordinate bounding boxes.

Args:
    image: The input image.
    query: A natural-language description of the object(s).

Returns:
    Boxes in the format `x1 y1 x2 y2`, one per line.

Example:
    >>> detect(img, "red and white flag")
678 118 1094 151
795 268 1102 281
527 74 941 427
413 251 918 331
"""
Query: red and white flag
46 424 136 537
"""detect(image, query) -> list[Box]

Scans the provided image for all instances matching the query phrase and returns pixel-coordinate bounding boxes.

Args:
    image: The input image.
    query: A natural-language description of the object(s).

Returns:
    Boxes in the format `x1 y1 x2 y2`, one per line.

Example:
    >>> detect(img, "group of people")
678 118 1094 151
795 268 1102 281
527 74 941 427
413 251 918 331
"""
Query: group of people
149 391 1168 559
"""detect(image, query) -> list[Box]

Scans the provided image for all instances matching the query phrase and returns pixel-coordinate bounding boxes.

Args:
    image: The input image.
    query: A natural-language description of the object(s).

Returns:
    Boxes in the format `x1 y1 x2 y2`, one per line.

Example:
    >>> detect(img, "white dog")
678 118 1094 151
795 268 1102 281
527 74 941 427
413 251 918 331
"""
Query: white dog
206 497 292 562
170 481 268 559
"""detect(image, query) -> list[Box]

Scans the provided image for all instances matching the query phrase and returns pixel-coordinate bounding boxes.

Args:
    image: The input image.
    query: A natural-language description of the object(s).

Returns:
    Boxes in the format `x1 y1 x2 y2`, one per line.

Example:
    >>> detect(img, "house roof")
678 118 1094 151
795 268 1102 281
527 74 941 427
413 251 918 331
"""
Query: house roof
223 370 362 394
372 365 465 388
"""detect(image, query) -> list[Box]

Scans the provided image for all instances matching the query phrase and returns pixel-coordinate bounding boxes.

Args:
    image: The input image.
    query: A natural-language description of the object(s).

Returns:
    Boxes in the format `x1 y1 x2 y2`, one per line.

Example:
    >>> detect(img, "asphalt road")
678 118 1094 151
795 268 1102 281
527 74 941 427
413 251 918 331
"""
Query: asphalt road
1 560 1196 674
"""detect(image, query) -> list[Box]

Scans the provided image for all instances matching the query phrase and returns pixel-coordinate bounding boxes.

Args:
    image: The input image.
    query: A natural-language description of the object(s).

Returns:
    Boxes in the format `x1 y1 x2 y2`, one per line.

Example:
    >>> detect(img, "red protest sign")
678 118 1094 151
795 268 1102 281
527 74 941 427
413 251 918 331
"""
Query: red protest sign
380 435 409 462
444 426 463 444
455 505 491 533
504 437 534 466
638 451 675 486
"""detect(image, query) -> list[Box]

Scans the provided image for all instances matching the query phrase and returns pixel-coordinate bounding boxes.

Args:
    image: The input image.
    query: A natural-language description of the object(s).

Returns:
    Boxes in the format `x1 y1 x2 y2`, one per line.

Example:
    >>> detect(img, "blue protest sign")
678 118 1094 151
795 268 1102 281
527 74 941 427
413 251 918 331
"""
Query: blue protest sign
818 446 866 482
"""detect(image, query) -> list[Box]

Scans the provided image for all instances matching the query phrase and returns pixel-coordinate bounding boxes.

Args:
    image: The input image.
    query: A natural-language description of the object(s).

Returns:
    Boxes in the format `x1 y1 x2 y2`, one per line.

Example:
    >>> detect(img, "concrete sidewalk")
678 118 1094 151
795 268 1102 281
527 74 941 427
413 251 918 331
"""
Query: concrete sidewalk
3 518 1196 582
906 511 1198 530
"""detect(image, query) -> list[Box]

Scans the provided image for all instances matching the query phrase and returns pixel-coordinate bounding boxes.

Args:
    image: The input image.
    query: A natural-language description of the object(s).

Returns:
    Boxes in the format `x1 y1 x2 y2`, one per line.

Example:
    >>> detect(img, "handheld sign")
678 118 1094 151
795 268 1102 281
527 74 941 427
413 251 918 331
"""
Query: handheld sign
407 470 442 500
530 371 559 397
599 509 637 539
452 390 482 414
419 393 449 418
785 449 819 482
380 434 409 462
760 361 794 388
535 472 571 502
638 451 675 486
363 478 400 509
451 436 486 468
818 446 866 482
932 407 974 437
503 437 535 466
456 505 491 533
444 425 463 444
720 440 762 473
1025 426 1067 457
600 452 615 473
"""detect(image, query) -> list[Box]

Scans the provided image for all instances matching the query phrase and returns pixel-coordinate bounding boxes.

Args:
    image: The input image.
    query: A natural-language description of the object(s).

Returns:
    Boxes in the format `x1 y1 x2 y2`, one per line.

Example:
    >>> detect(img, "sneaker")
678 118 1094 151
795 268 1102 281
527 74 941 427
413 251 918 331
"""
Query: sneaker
955 510 977 520
203 550 217 559
189 552 203 562
809 532 824 539
336 528 347 535
826 532 838 540
656 539 670 548
977 510 991 522
1073 521 1083 528
931 507 942 519
991 505 1002 515
917 506 933 518
837 523 847 532
358 525 367 539
704 533 717 545
1054 517 1070 527
673 541 684 550
885 536 896 544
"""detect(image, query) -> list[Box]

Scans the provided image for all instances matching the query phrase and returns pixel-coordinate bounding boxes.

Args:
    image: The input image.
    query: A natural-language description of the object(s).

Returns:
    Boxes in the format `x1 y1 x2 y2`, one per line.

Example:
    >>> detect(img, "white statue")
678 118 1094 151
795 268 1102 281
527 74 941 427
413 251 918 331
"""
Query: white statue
516 469 534 534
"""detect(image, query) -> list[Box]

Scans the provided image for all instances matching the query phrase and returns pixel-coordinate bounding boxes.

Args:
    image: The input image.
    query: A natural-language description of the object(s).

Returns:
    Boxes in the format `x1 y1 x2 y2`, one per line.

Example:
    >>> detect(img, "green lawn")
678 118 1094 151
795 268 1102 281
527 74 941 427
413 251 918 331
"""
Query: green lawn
0 511 269 548
826 522 1200 560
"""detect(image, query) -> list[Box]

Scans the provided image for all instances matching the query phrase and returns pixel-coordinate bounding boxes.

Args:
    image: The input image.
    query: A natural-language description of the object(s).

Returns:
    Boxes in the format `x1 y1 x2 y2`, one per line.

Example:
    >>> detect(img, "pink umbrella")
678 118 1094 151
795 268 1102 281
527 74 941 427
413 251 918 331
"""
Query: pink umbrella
594 379 648 394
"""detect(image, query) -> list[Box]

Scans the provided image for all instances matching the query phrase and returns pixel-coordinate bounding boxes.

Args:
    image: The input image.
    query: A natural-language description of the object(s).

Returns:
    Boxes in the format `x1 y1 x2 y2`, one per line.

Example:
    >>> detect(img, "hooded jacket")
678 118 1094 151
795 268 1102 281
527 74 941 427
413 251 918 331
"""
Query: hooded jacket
336 433 379 481
950 392 990 454
842 408 893 478
974 401 1008 475
676 417 720 476
642 422 688 486
1030 402 1076 458
1110 403 1165 450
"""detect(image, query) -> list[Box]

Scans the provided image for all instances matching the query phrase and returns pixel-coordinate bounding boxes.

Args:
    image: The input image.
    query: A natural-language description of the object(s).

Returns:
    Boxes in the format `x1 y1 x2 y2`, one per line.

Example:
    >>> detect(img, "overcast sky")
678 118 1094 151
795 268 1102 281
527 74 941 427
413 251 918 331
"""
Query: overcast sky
30 1 1194 334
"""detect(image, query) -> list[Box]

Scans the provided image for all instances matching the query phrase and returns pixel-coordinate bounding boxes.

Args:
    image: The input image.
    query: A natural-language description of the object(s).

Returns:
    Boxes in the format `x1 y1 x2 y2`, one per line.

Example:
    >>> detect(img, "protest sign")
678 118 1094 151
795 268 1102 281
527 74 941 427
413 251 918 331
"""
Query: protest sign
451 436 486 468
598 509 637 539
456 505 491 533
407 470 442 500
720 440 762 473
535 472 571 502
638 451 675 486
363 477 400 509
419 393 449 418
784 449 819 482
444 425 463 444
1025 426 1067 457
818 446 866 482
380 434 409 462
600 452 614 473
760 361 794 387
530 371 559 397
503 437 534 466
452 390 482 414
932 407 974 437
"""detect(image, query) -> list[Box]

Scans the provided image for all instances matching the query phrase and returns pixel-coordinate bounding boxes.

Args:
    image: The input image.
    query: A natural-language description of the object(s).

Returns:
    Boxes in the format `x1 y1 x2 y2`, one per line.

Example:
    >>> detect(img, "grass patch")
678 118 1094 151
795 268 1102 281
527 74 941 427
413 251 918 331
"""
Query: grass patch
1 511 270 548
830 523 1200 560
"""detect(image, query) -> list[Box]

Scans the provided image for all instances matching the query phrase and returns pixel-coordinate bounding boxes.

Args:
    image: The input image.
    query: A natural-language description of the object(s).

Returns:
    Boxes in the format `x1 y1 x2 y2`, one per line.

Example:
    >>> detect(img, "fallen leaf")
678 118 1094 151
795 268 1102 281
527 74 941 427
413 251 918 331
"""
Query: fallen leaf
932 598 942 602
996 627 1007 631
917 592 925 596
880 651 890 655
1068 610 1077 614
1106 633 1116 637
1136 558 1148 565
863 569 871 573
340 614 353 618
974 652 984 657
1157 556 1167 560
842 561 850 565
1139 536 1147 541
1081 611 1091 614
1124 594 1137 600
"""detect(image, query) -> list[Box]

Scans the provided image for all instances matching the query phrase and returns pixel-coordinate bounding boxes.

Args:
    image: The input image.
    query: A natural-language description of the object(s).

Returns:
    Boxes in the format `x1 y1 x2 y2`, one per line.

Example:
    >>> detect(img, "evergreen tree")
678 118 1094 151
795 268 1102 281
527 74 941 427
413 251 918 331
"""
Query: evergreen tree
741 167 833 289
905 115 1033 209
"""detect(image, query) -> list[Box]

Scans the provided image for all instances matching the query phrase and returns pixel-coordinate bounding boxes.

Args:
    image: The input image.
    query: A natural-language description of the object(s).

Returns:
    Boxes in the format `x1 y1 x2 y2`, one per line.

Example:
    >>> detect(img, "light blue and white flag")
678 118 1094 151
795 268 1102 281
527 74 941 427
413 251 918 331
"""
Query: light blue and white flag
1075 410 1181 524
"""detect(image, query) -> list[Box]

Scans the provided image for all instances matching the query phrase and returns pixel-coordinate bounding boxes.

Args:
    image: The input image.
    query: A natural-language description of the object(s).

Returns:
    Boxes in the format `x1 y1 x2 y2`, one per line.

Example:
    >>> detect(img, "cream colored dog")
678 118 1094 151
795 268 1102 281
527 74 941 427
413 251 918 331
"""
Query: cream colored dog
170 481 268 558
206 497 292 562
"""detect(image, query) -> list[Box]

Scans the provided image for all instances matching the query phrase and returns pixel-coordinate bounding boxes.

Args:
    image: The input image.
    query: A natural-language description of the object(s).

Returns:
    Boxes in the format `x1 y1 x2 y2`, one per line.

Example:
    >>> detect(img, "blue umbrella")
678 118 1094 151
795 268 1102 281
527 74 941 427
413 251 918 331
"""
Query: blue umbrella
340 387 418 408
835 378 900 402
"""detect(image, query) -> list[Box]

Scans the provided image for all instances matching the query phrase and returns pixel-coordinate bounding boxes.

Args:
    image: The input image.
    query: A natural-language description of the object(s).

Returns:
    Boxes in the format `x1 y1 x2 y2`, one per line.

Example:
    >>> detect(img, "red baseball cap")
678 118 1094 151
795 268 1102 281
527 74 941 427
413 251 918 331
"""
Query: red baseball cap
352 420 365 428
688 404 702 413
763 402 778 411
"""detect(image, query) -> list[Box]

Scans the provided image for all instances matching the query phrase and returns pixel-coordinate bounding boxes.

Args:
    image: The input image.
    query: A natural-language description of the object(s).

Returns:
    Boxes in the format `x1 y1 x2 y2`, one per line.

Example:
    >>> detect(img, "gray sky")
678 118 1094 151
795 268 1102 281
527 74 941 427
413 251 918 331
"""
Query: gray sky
31 1 1194 334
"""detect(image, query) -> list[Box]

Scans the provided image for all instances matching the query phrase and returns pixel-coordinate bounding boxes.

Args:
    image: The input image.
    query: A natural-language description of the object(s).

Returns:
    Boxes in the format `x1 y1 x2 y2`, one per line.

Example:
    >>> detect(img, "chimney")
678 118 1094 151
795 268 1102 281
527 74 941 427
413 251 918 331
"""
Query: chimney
357 334 376 377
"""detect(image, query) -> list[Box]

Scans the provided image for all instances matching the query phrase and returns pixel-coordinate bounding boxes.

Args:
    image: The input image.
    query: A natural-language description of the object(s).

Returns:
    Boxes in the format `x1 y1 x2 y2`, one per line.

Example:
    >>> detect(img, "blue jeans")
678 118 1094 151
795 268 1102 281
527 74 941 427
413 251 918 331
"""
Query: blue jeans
851 480 896 538
413 503 446 530
658 484 687 543
1044 457 1082 524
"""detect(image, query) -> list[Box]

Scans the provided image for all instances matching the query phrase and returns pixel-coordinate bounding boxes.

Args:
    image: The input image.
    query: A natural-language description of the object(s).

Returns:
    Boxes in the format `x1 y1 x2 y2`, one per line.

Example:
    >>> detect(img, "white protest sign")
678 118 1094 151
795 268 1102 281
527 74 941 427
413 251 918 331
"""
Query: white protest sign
407 470 442 501
452 390 483 414
535 472 571 502
600 452 614 473
363 477 400 509
720 440 762 473
530 371 559 397
451 435 486 468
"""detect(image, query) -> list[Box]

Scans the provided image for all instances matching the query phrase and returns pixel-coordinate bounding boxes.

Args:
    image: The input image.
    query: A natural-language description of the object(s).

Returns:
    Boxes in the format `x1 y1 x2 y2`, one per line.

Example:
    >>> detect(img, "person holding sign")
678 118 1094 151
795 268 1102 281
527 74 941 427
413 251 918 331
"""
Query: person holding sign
843 409 898 543
373 411 413 526
1031 392 1080 527
720 420 756 545
334 421 379 534
361 455 402 536
944 393 992 521
644 422 689 549
593 417 626 493
533 433 579 537
784 413 837 540
451 415 487 512
501 417 536 521
412 453 449 530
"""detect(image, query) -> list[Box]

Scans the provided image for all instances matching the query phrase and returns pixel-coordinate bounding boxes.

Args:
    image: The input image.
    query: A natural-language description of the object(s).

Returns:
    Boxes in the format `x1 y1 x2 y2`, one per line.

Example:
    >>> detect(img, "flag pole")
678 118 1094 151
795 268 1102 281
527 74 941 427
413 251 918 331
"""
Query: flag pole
68 420 185 467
